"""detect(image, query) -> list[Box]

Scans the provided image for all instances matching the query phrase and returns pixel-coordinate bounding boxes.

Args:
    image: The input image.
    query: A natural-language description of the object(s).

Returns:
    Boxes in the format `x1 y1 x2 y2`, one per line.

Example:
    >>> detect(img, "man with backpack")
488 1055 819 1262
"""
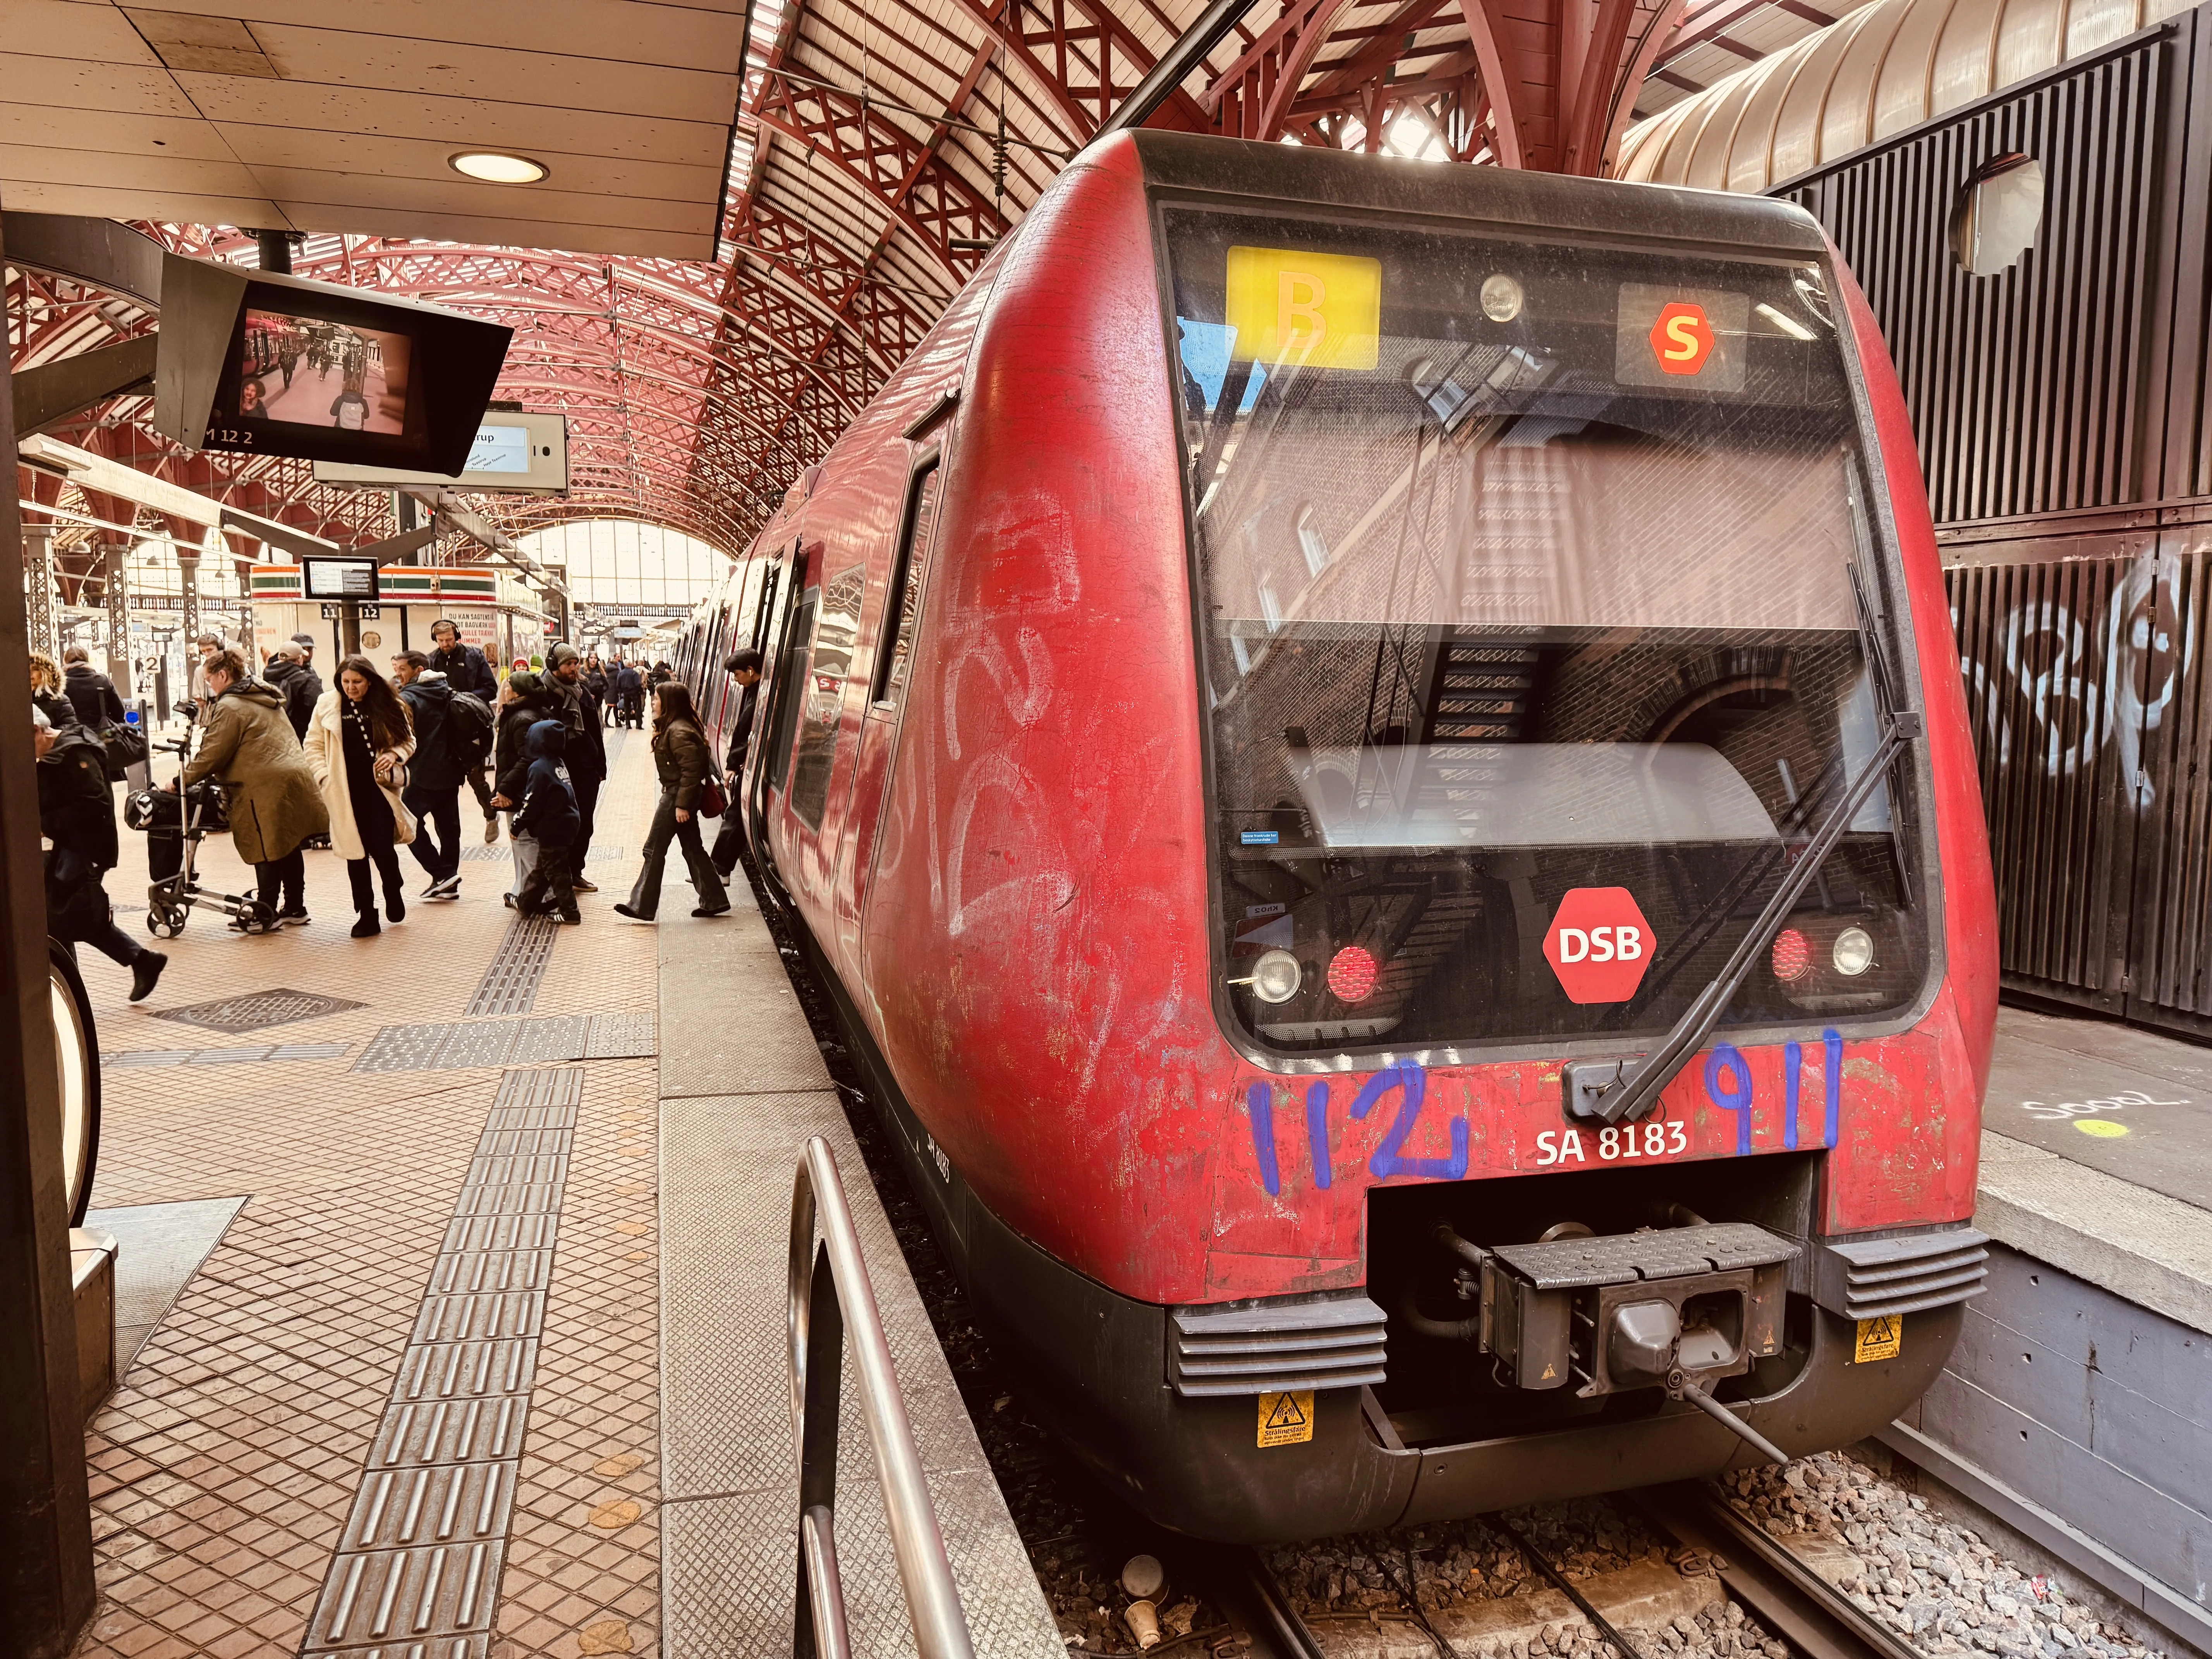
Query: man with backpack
544 644 606 888
427 618 501 842
392 650 465 899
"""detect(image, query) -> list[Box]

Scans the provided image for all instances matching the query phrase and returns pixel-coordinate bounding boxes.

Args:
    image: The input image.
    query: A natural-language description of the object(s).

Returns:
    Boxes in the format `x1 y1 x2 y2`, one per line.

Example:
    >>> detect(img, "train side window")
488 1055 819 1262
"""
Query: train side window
872 462 943 707
767 587 815 795
788 563 865 829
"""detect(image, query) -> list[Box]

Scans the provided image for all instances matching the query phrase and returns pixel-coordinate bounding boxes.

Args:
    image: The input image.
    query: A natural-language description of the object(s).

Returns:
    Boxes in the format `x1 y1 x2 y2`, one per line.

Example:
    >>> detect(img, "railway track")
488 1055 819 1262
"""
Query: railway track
1205 1484 1921 1659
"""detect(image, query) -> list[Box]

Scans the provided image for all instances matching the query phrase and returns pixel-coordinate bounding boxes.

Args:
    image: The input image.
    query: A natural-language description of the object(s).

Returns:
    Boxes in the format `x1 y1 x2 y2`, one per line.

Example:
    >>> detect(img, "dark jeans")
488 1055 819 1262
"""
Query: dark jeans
571 769 601 867
464 764 495 819
403 783 462 881
348 842 405 916
255 848 306 914
517 842 578 918
627 793 727 918
50 848 143 969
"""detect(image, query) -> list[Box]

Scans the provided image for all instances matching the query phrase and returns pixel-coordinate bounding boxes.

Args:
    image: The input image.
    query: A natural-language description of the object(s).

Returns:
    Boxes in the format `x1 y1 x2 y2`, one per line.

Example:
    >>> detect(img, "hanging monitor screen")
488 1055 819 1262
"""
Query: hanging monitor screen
158 252 512 474
238 311 414 435
301 555 380 600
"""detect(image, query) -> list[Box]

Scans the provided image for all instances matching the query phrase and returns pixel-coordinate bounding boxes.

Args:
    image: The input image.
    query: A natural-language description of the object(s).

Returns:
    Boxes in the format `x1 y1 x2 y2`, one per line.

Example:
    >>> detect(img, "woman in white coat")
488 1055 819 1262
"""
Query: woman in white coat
305 653 417 937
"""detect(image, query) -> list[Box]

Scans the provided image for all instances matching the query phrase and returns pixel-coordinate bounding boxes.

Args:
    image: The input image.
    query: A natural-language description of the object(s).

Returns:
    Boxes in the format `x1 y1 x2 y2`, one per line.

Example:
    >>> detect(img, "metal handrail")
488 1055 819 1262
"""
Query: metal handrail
788 1136 977 1659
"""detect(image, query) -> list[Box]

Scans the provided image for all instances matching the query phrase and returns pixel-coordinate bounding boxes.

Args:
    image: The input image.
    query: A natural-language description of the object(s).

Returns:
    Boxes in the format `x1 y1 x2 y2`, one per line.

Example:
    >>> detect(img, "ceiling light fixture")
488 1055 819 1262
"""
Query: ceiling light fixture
450 151 549 184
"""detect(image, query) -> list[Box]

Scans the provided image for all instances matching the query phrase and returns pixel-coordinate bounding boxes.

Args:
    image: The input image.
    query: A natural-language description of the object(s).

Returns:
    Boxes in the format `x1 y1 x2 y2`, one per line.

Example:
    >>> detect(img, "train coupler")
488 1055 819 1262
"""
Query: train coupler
1436 1220 1796 1397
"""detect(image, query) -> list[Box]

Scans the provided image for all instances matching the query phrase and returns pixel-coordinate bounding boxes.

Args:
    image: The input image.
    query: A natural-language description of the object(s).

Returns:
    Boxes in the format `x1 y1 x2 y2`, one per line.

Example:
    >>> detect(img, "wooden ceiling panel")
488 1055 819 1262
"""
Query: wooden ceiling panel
179 76 727 161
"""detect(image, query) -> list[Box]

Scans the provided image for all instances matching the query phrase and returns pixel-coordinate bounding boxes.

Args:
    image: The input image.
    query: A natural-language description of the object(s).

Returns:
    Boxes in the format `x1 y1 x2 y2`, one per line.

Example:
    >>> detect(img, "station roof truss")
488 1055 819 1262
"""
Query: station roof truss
9 0 1856 561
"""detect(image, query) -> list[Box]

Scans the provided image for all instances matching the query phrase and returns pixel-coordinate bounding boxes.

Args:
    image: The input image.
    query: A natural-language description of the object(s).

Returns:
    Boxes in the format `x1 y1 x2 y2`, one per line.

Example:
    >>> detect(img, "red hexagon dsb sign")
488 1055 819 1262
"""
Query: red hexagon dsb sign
1649 302 1716 376
1543 888 1656 1004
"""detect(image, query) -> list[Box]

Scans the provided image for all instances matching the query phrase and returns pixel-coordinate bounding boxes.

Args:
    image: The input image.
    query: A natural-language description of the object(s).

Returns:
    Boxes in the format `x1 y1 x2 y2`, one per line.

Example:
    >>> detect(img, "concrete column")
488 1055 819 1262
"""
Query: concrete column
22 523 56 659
0 189 97 1659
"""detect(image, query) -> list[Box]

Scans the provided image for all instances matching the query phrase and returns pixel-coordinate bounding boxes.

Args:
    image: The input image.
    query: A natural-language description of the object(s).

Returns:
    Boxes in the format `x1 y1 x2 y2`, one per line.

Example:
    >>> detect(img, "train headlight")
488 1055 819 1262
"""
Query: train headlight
1832 926 1875 976
1480 274 1524 322
1249 949 1303 1004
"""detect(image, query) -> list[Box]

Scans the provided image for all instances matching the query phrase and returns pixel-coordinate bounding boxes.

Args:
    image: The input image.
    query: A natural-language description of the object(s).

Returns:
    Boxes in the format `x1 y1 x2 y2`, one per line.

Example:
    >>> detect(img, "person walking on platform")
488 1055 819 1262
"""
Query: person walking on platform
62 644 127 730
428 619 500 841
511 719 582 925
38 705 166 1001
263 640 321 739
614 660 645 729
29 650 79 733
490 670 555 903
392 650 464 899
543 644 606 890
179 647 326 928
306 654 417 938
614 683 729 922
710 647 763 879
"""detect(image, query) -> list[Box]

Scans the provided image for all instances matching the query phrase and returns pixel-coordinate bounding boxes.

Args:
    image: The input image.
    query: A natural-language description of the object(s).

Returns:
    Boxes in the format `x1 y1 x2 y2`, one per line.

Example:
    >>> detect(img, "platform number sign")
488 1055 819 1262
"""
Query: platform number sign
1257 1389 1315 1448
1853 1315 1903 1364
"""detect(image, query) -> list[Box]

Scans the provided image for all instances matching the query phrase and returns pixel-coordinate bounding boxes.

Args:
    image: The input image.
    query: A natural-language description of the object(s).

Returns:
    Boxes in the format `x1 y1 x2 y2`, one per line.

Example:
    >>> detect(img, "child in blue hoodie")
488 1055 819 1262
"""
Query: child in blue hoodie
512 718 582 923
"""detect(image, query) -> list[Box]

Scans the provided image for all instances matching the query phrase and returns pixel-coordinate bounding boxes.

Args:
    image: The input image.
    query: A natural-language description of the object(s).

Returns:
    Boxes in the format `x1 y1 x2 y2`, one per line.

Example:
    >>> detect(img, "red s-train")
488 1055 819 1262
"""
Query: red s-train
678 132 1998 1542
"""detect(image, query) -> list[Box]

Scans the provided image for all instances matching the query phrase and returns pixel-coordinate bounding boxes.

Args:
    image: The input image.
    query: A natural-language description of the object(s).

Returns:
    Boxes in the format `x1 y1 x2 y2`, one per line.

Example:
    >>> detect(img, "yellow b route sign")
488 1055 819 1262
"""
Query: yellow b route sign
1854 1314 1903 1363
1257 1389 1315 1448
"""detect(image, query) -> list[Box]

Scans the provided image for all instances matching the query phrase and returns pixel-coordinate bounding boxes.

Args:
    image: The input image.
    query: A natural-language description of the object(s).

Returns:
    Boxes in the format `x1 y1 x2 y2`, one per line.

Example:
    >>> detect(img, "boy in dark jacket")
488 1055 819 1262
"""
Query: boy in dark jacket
512 719 581 924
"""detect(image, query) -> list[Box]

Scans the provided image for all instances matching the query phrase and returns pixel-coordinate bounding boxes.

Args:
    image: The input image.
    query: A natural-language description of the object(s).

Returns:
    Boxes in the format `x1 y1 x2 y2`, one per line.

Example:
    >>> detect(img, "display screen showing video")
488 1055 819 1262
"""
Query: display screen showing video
236 310 411 434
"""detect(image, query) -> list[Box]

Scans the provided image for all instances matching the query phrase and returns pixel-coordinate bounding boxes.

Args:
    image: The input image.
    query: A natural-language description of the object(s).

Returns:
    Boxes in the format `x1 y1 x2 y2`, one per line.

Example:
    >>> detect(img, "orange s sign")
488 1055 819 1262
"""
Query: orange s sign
1649 302 1716 375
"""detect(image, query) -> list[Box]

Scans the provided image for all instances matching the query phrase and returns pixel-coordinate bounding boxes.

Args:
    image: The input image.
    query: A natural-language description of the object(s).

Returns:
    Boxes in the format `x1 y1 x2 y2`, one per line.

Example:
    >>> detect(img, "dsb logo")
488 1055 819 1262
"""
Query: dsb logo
1554 924 1643 963
1544 887 1657 1004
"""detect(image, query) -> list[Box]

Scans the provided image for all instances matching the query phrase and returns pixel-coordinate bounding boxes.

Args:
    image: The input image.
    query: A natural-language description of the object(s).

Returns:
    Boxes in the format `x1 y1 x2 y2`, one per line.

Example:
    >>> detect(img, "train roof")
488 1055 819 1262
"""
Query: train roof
1124 131 1831 260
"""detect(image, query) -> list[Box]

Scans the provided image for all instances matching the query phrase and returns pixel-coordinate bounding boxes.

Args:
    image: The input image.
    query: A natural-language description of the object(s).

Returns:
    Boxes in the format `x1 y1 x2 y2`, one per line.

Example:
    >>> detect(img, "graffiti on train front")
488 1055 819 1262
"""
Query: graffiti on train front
1955 553 2196 811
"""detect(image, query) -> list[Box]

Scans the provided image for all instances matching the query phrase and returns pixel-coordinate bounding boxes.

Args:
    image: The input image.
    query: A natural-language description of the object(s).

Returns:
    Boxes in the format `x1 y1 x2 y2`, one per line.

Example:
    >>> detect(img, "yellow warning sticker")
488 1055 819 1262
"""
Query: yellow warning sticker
1854 1314 1903 1363
1257 1389 1315 1448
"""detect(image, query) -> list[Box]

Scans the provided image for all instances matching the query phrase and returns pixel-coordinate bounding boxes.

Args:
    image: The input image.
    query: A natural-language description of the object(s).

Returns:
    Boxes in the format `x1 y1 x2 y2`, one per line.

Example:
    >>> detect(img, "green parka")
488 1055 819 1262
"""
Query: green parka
182 680 329 864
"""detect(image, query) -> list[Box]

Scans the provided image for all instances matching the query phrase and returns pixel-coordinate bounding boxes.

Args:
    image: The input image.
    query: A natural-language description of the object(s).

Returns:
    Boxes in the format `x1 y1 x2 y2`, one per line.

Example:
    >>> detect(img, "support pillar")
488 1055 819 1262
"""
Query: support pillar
22 523 56 659
0 190 98 1659
176 549 201 648
101 543 129 699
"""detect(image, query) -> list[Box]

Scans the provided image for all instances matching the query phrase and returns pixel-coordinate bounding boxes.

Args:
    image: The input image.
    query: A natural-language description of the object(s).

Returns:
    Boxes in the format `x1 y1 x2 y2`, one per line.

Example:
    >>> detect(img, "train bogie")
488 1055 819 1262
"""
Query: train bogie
678 131 1998 1540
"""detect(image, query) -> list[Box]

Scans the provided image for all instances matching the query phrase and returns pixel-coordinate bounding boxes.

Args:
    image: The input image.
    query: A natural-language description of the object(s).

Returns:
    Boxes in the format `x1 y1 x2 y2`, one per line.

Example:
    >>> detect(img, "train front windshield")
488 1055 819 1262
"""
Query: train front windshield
1160 206 1929 1056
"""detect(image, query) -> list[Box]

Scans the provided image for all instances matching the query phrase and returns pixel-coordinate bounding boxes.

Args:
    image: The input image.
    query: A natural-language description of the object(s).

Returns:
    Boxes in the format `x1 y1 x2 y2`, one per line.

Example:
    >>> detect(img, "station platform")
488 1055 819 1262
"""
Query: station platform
1883 1005 2212 1654
61 730 1054 1659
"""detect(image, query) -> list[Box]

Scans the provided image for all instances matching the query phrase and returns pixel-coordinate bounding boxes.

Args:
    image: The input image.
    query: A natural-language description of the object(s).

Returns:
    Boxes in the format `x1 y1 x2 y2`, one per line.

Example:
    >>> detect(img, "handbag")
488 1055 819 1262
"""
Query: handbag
697 773 728 819
376 752 411 793
99 721 148 782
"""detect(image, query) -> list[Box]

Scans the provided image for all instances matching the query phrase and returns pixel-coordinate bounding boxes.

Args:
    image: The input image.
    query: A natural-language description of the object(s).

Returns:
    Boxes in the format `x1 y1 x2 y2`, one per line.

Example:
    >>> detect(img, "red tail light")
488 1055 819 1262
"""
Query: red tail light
1327 945 1379 1003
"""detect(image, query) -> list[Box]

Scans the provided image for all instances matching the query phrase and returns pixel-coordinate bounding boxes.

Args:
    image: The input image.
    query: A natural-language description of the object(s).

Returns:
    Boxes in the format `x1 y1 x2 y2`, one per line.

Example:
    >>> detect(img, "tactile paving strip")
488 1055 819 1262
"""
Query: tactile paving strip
465 916 560 1018
149 987 366 1034
302 1067 582 1659
103 1041 350 1069
352 1013 656 1073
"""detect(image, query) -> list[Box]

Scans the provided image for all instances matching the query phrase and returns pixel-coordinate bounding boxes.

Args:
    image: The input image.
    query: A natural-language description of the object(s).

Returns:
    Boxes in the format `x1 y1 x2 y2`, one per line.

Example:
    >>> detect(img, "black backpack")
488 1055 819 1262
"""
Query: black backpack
447 691 496 766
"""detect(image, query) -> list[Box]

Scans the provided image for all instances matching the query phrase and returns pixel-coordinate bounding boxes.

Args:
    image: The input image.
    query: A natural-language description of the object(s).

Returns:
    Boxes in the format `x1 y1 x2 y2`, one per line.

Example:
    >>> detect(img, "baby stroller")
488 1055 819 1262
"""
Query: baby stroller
123 732 278 936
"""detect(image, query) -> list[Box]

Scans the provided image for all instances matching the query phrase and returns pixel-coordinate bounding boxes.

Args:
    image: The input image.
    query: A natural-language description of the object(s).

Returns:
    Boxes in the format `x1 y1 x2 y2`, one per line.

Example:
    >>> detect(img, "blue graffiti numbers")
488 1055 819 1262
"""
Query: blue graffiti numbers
1248 1033 1846 1194
1698 1029 1844 1154
1244 1061 1467 1193
1352 1064 1470 1181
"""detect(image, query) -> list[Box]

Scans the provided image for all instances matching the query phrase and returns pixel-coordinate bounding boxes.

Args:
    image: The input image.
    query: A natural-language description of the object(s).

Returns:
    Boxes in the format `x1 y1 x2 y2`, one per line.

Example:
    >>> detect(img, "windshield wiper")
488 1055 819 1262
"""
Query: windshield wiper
1564 706 1922 1126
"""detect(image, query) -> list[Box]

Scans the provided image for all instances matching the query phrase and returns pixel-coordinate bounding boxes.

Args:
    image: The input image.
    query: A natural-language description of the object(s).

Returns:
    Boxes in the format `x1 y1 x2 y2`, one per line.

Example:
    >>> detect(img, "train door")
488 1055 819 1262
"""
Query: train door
831 454 945 979
750 540 810 874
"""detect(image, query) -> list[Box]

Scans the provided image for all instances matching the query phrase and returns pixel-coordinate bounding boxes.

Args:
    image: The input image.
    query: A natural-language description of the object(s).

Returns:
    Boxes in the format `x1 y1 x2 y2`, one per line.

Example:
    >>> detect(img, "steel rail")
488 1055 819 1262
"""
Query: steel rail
788 1135 976 1659
1629 1482 1922 1659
